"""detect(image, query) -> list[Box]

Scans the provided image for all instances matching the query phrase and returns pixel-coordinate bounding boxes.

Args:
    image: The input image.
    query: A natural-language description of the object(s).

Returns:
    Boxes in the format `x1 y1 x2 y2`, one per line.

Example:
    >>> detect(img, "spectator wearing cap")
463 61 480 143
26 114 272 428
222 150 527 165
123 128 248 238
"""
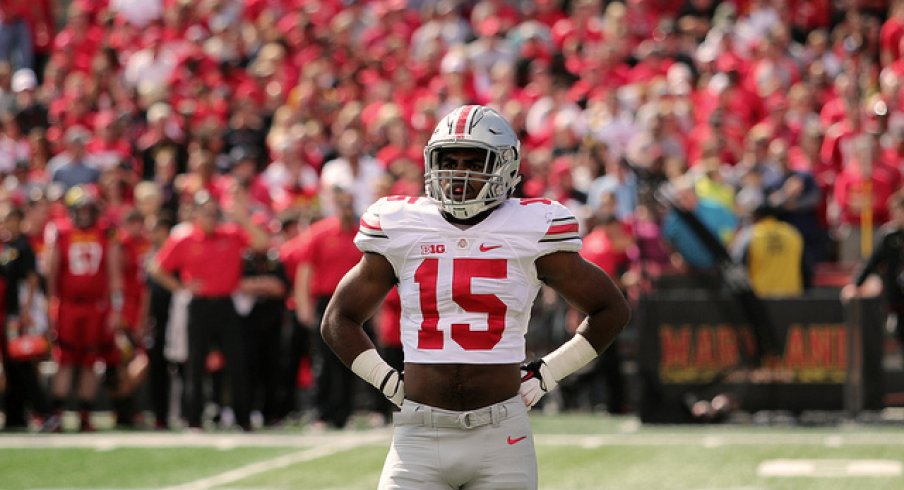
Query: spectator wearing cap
10 68 48 135
48 126 100 192
148 189 268 432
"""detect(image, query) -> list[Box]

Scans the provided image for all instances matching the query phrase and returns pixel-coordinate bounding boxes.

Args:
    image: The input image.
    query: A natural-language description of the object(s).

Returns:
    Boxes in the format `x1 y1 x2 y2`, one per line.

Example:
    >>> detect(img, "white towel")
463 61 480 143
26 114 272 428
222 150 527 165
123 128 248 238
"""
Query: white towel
164 289 192 363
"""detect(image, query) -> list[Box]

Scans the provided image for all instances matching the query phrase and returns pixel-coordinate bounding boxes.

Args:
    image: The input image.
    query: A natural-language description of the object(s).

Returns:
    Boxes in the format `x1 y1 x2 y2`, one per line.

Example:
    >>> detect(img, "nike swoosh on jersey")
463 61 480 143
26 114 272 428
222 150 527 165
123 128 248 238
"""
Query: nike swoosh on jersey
479 243 502 252
507 435 527 445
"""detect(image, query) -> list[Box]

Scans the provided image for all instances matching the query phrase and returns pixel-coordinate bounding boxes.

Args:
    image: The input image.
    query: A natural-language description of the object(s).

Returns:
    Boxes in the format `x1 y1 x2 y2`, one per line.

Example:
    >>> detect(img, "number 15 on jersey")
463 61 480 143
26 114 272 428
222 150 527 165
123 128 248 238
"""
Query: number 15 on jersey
414 257 509 351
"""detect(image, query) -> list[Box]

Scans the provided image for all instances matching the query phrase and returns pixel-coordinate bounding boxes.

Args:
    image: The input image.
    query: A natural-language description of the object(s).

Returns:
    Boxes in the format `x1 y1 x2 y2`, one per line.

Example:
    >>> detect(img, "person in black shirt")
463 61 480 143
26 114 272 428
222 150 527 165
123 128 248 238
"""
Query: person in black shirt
843 191 904 347
0 203 49 430
237 242 289 427
144 213 177 430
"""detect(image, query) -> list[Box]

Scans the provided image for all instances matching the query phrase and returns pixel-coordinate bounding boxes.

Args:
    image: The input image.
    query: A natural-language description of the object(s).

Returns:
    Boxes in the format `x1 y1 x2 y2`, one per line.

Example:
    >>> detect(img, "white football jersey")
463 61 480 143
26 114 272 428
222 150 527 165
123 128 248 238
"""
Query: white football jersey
355 196 581 364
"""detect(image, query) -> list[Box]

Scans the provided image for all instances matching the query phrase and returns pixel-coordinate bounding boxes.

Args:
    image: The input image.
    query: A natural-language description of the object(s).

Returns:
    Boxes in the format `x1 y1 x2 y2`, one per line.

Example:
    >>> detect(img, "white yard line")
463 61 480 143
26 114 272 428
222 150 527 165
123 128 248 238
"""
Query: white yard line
0 430 392 449
757 459 903 477
159 432 389 490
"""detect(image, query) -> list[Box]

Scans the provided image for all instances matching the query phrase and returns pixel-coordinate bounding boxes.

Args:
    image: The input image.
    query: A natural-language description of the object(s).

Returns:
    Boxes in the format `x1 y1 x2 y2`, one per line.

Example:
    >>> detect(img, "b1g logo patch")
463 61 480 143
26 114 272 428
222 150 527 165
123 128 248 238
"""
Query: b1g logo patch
420 243 446 255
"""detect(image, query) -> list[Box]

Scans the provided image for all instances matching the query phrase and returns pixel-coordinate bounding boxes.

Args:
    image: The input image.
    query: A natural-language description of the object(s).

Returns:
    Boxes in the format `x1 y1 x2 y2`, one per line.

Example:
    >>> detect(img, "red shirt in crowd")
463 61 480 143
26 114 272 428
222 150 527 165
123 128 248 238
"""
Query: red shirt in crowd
119 230 151 328
297 216 361 298
834 161 902 226
579 225 630 277
155 223 249 297
880 9 904 65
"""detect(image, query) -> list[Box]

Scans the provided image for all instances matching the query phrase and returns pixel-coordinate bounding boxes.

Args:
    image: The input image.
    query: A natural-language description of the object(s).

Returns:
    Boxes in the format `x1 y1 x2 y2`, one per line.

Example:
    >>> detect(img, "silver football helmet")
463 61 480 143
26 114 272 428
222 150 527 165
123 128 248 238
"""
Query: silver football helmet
424 105 522 219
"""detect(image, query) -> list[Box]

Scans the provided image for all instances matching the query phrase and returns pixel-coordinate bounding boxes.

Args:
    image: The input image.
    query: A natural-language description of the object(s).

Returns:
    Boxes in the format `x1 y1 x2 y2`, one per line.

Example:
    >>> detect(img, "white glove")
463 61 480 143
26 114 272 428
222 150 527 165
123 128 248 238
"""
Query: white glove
519 360 556 408
520 335 598 408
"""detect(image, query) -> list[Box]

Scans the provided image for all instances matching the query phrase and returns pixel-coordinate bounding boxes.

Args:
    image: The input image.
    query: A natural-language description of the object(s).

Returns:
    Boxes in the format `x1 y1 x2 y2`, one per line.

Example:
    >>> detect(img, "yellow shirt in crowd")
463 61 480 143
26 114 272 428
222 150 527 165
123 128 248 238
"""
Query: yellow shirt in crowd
746 217 804 297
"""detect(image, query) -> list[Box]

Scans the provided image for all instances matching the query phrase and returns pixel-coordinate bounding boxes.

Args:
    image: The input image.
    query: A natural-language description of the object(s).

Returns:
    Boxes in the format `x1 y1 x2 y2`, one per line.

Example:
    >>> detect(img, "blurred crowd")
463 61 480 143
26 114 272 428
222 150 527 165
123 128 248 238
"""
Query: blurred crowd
1 0 904 431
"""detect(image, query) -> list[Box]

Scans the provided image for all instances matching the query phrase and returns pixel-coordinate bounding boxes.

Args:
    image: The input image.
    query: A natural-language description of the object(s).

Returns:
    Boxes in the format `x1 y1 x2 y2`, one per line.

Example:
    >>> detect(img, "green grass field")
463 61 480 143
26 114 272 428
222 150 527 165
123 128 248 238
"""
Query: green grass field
2 414 904 490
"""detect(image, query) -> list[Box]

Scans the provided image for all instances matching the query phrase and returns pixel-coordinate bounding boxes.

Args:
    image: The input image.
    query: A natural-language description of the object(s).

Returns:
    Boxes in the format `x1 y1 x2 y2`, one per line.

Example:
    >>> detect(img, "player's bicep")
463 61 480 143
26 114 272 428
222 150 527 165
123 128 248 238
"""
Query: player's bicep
327 252 397 326
536 251 623 316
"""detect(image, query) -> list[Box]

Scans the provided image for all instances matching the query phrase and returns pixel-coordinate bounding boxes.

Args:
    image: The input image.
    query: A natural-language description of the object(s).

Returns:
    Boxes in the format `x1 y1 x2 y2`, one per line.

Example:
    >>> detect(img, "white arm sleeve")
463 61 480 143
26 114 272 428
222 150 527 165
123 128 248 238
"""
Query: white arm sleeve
350 349 404 407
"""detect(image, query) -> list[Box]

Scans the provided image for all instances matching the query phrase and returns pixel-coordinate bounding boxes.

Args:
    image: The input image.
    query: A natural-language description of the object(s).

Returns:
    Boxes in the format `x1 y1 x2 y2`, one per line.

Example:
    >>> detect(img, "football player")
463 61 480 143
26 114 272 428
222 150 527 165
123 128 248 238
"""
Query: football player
45 186 124 432
321 105 630 489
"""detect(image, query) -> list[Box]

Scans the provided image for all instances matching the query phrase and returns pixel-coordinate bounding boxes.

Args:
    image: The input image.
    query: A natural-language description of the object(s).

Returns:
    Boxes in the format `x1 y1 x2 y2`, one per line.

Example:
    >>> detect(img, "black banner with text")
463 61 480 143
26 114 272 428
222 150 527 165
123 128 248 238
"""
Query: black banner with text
638 289 883 423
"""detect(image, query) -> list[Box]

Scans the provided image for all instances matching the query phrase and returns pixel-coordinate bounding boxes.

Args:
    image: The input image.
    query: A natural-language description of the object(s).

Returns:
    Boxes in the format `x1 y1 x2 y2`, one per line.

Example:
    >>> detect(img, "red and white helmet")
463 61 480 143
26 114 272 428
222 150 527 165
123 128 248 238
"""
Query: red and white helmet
424 105 521 219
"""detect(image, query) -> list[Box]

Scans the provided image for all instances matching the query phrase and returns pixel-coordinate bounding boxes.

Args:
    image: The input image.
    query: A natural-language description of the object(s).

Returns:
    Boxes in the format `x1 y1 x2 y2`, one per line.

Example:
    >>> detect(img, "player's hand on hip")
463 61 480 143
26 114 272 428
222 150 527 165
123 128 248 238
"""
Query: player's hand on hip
519 360 556 408
381 369 404 408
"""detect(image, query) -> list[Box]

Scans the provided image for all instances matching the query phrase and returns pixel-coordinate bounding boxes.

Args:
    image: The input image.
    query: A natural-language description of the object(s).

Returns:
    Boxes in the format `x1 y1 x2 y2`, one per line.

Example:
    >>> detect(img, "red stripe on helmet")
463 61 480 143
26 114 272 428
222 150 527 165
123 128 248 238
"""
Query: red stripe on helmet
454 105 476 136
